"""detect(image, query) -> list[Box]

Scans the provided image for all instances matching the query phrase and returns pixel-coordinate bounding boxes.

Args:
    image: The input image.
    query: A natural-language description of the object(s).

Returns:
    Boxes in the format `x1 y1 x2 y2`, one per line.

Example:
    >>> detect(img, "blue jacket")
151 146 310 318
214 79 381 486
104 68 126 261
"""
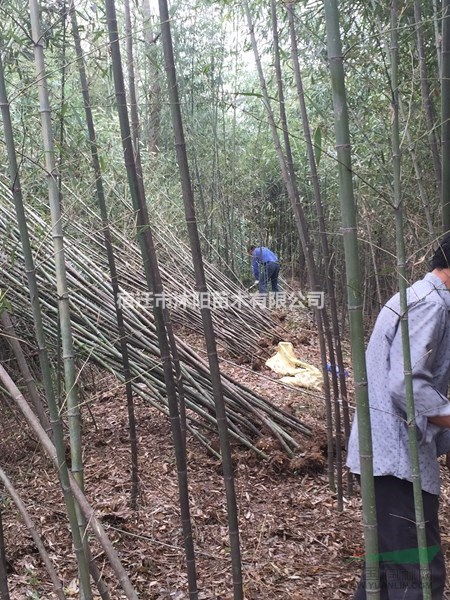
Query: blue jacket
251 247 278 279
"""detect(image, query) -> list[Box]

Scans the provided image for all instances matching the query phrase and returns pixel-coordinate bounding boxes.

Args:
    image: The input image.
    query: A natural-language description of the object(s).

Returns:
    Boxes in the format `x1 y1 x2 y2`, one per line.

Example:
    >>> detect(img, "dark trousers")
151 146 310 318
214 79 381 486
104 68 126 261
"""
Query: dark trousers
354 476 445 599
259 261 280 293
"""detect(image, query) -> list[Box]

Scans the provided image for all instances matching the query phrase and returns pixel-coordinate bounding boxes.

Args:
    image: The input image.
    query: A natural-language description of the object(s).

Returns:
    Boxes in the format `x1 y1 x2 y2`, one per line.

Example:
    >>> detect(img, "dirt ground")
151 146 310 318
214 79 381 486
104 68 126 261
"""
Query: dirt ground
2 318 450 599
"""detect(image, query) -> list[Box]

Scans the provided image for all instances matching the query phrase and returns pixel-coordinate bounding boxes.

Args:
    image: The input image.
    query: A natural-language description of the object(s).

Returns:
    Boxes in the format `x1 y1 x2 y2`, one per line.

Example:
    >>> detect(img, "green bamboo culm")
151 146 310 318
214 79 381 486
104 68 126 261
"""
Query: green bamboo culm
442 0 450 232
268 0 337 492
390 2 431 596
322 0 380 597
285 0 349 507
70 3 139 512
0 46 93 599
28 1 95 596
103 0 199 596
157 0 243 596
28 0 85 498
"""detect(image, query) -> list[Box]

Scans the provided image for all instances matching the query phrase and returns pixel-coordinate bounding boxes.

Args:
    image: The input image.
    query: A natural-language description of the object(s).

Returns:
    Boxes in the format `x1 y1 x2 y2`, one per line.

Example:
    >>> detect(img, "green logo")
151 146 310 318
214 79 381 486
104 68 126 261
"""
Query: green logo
348 545 440 564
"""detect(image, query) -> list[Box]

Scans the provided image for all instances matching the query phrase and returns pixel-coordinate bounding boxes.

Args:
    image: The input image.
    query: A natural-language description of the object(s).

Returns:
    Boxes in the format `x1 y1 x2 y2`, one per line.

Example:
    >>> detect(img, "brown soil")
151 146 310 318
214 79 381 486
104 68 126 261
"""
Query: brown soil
2 317 450 599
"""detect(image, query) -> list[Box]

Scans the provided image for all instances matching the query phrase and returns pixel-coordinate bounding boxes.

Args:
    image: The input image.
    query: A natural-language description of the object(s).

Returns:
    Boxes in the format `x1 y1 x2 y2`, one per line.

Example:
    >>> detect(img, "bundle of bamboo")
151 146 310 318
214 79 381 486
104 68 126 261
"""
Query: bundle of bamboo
59 188 280 359
0 184 311 456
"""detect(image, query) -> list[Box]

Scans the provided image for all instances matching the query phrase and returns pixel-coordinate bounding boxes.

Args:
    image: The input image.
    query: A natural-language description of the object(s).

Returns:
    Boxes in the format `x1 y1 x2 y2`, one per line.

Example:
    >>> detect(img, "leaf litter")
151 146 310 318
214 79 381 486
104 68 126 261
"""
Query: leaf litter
2 315 450 599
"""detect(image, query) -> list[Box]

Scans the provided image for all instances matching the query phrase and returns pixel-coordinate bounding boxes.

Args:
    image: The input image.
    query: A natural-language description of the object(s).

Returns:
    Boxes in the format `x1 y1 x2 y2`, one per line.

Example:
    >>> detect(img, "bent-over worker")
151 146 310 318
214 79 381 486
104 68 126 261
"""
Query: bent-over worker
248 245 280 294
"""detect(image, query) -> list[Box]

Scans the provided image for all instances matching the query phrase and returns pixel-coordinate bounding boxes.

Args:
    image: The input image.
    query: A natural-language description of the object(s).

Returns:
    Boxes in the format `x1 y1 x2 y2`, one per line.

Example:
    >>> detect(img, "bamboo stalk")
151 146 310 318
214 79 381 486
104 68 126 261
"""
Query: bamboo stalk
123 0 189 447
323 0 379 597
27 6 94 598
158 4 244 594
0 467 66 600
285 1 347 506
390 3 431 595
0 44 94 599
0 363 139 600
70 3 139 511
442 0 450 231
104 1 199 596
244 0 335 494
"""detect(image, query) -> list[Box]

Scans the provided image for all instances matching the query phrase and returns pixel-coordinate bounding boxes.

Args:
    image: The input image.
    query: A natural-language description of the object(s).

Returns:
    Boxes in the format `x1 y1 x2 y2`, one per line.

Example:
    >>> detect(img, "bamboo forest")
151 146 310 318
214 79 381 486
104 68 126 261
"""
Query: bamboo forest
1 0 450 597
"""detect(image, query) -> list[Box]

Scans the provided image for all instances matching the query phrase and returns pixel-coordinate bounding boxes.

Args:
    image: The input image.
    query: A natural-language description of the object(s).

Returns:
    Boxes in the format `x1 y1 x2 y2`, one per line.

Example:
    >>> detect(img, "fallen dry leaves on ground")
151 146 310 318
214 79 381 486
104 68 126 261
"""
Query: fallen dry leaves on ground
2 314 450 599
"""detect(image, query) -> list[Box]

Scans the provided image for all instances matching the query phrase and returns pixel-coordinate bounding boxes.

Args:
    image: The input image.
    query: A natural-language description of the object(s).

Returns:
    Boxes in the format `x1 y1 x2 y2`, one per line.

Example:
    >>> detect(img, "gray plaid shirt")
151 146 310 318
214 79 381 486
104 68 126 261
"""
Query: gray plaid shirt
347 272 450 495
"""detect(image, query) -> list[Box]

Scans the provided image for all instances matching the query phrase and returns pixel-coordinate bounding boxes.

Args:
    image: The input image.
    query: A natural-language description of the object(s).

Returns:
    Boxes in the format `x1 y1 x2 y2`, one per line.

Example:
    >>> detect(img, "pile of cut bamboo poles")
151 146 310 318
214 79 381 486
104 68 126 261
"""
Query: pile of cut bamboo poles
0 185 311 455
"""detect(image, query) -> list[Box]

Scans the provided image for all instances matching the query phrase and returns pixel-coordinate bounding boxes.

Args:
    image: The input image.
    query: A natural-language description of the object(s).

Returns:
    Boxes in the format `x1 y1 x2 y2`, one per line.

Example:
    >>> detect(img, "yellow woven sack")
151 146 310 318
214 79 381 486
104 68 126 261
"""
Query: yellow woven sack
265 341 323 391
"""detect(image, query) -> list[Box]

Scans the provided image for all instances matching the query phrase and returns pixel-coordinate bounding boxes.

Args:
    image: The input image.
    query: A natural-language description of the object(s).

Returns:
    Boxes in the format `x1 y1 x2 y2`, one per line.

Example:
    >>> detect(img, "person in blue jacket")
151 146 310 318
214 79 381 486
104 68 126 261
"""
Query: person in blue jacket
248 245 280 293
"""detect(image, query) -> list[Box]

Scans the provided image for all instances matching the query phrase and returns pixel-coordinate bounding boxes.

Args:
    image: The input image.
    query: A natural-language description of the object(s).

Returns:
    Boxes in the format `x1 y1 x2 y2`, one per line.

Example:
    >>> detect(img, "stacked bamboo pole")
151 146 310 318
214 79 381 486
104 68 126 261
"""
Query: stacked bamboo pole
0 186 312 456
61 188 280 359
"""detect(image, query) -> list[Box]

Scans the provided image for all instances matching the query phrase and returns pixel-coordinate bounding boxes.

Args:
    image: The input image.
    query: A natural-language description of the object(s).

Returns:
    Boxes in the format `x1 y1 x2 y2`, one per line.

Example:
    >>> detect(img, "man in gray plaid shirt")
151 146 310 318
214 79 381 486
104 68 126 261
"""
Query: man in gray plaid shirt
348 235 450 599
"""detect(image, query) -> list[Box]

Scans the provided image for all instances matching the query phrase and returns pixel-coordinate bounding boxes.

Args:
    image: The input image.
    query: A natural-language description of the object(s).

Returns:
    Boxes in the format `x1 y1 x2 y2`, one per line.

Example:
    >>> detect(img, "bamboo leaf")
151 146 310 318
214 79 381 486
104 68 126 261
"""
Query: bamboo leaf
313 126 322 166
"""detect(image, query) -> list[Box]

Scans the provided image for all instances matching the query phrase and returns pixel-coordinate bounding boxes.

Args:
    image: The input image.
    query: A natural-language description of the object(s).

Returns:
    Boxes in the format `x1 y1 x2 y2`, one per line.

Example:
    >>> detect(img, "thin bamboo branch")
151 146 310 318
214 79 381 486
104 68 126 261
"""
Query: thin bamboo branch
0 363 139 600
0 467 66 600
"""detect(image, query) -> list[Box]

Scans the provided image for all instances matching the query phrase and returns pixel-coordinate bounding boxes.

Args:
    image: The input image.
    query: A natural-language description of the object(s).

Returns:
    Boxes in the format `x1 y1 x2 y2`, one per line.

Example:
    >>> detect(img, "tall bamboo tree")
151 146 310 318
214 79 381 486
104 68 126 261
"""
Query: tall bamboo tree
270 0 338 491
442 0 450 231
123 0 189 445
0 46 93 599
27 1 114 595
158 0 243 596
286 0 351 505
323 0 379 597
243 0 335 495
29 0 88 547
104 1 198 595
391 2 431 595
70 2 139 510
414 1 442 196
